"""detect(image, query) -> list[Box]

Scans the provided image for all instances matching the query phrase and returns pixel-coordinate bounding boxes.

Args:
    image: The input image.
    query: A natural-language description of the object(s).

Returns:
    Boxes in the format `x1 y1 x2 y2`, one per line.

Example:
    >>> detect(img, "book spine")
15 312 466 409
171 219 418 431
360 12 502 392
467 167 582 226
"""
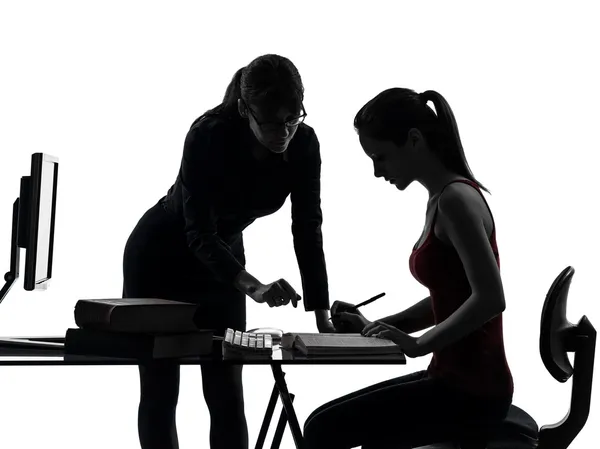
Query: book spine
64 328 153 359
74 303 199 334
153 333 214 357
74 301 115 329
111 306 200 334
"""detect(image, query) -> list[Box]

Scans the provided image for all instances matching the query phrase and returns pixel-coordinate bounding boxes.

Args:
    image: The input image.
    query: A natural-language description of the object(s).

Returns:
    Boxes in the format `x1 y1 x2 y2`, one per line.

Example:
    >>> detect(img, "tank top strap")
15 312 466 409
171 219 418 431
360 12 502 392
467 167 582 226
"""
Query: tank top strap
431 178 496 237
454 179 496 236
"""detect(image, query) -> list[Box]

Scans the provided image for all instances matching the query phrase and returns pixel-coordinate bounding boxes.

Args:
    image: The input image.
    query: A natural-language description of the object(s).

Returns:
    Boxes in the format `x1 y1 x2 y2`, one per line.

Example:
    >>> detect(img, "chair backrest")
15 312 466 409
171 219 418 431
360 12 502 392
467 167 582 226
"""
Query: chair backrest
538 266 597 449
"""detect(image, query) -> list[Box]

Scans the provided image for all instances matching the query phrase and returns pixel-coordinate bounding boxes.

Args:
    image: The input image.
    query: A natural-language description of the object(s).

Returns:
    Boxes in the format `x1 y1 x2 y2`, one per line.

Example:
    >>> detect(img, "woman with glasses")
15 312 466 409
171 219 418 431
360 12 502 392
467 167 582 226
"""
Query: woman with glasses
122 54 335 449
304 88 513 449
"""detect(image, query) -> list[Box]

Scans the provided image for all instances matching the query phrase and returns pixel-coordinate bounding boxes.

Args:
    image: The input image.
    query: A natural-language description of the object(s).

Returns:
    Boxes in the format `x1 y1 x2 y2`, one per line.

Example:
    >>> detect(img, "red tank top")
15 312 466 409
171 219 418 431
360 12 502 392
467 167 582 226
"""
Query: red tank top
409 179 514 399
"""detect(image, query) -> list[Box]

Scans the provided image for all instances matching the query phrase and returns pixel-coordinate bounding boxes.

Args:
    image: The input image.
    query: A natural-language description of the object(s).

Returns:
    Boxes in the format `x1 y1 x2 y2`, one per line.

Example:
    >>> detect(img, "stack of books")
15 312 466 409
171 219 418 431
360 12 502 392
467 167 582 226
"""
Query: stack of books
64 298 214 360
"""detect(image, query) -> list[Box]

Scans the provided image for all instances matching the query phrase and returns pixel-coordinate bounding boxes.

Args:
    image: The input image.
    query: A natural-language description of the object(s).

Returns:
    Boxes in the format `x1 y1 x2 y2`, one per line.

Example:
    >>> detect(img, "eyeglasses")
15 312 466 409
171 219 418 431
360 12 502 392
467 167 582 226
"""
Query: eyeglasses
244 101 307 131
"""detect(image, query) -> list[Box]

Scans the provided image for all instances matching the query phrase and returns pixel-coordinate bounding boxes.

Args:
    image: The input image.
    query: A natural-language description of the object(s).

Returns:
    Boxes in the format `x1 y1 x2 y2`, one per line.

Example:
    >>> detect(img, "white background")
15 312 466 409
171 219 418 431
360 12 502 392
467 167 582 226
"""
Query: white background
0 1 598 448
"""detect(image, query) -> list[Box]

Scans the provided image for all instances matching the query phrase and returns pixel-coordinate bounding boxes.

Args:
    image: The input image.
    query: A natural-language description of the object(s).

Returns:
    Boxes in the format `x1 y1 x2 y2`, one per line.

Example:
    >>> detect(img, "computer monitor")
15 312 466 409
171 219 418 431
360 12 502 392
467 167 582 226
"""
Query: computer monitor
0 153 59 304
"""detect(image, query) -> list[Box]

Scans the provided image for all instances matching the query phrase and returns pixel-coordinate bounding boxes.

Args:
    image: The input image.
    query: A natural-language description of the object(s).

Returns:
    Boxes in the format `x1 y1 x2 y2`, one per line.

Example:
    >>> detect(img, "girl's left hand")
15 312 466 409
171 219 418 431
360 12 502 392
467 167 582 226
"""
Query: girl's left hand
363 321 426 358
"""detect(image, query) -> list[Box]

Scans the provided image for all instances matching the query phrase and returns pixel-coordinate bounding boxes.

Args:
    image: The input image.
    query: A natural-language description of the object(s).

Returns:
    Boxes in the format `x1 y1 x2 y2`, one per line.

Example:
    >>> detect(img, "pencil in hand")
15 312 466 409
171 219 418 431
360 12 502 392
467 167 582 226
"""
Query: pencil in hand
329 292 386 321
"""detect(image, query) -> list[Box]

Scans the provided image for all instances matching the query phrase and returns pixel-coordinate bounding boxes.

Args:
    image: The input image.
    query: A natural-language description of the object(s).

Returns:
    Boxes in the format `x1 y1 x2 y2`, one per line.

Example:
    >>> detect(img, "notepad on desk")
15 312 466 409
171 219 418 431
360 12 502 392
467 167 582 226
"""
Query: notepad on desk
280 332 403 356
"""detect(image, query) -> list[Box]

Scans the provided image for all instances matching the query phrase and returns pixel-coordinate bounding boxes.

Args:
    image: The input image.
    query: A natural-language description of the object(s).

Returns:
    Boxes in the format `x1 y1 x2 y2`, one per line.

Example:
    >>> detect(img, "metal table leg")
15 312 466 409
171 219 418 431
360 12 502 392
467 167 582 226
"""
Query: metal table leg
270 393 295 449
271 364 305 449
255 374 284 449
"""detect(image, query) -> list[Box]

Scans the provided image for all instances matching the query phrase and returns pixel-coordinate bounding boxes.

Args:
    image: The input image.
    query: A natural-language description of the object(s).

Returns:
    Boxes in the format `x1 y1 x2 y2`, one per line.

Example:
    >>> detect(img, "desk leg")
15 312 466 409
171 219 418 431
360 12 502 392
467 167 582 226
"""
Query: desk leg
271 364 305 449
255 376 283 449
270 393 295 449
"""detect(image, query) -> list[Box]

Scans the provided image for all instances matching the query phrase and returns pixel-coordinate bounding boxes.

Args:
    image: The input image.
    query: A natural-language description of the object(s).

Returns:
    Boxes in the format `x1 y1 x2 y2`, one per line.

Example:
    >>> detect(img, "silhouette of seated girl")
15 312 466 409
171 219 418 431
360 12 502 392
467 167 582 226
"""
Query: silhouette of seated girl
304 88 514 449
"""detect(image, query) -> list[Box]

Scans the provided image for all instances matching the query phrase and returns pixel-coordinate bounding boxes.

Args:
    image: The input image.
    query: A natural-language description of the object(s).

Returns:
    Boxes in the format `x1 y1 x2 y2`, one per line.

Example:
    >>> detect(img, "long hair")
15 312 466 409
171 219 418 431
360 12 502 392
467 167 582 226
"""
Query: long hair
354 88 489 193
190 54 304 128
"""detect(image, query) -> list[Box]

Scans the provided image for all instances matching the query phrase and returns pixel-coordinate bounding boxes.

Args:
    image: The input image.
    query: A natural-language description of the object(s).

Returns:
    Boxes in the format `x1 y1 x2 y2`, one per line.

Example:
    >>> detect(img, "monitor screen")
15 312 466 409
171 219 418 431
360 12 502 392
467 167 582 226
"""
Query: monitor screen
24 153 59 291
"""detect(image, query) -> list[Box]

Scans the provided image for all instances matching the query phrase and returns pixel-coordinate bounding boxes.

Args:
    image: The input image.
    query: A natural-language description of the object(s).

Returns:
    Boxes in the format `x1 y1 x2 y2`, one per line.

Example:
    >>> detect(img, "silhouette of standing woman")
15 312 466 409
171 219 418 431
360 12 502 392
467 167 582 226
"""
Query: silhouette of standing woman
122 54 334 449
304 88 514 449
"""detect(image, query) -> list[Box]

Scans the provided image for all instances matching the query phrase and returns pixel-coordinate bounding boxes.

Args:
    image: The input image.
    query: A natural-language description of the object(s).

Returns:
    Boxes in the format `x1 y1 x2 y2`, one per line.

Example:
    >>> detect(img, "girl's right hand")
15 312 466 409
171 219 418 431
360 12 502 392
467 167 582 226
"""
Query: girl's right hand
330 300 371 333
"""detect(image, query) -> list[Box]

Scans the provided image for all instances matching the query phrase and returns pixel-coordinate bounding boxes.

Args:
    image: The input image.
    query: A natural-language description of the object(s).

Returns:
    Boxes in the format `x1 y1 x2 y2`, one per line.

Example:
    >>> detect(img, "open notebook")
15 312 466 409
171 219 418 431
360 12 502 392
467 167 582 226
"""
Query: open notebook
280 332 403 356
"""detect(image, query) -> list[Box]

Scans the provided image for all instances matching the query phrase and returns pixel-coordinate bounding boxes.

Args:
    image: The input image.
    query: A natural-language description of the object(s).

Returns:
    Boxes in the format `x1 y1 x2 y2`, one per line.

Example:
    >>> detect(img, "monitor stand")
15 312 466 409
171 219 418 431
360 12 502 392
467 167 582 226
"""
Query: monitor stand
1 199 20 305
0 198 65 350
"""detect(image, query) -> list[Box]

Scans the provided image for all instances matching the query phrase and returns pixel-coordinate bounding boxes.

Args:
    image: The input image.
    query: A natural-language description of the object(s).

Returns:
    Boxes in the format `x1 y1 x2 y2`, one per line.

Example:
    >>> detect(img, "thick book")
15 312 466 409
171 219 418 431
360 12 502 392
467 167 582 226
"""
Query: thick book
280 332 403 356
64 328 214 359
74 298 200 333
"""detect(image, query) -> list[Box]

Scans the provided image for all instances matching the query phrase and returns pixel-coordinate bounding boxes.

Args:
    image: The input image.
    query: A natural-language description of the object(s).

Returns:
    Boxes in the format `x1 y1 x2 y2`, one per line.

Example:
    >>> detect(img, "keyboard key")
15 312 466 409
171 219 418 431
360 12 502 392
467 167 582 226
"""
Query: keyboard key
233 331 242 346
225 329 234 344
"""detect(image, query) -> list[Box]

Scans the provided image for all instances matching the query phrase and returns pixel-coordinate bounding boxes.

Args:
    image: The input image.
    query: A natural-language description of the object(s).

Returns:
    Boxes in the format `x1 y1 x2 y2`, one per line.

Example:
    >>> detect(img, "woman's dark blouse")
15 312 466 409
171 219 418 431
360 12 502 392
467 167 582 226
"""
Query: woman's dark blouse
161 115 329 312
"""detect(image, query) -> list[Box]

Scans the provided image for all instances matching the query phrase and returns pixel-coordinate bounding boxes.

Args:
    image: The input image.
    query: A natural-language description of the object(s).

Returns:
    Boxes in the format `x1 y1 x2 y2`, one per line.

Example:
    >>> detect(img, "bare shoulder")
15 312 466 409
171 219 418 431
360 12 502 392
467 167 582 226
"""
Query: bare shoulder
441 181 484 207
438 182 492 228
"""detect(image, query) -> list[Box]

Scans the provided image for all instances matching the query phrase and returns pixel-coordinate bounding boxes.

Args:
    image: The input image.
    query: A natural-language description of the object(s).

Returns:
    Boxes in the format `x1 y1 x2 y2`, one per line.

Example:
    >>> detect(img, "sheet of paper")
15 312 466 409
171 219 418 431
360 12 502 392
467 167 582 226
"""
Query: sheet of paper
298 334 396 348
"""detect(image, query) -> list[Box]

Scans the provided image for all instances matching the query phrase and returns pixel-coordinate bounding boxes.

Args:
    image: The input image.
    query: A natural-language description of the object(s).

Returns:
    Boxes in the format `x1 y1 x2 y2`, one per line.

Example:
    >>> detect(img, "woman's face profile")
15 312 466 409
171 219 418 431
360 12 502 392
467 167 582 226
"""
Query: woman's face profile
359 133 417 191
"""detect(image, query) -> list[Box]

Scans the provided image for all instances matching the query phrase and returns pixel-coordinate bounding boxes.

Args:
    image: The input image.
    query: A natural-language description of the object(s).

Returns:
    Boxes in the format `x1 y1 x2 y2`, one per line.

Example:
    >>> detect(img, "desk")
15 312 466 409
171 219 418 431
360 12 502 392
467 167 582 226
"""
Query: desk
0 336 406 449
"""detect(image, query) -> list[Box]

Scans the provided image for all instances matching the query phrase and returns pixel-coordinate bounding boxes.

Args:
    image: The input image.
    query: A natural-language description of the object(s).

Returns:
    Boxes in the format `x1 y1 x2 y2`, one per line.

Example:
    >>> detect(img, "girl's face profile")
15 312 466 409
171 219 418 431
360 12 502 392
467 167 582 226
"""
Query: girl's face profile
359 133 417 191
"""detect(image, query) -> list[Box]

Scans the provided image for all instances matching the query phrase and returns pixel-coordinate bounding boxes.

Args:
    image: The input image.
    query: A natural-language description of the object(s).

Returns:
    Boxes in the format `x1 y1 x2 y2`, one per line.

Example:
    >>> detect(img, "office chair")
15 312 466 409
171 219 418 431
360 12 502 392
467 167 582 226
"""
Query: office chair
393 266 596 449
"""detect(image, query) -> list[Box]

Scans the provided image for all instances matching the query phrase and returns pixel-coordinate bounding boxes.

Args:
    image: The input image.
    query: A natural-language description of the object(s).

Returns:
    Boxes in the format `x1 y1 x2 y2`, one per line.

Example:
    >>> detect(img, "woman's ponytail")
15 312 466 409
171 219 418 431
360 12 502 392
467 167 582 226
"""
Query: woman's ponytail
190 67 246 128
420 90 490 193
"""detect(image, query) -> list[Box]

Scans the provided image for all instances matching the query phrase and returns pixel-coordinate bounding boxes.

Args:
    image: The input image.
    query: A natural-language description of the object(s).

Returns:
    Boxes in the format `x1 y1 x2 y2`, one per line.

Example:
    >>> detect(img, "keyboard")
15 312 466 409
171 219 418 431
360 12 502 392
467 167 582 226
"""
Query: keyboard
222 328 273 357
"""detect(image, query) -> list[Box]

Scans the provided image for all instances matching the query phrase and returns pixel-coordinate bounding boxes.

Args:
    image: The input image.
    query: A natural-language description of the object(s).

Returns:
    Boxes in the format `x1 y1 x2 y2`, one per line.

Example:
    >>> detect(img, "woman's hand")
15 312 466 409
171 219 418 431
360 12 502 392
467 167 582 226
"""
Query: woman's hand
334 311 371 333
330 300 371 333
251 279 301 308
362 321 426 358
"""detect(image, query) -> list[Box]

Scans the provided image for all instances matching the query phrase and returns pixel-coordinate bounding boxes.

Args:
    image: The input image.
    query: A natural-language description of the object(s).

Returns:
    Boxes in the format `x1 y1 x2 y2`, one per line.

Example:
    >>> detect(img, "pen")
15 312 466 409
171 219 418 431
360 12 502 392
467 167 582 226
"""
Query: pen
328 292 386 321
